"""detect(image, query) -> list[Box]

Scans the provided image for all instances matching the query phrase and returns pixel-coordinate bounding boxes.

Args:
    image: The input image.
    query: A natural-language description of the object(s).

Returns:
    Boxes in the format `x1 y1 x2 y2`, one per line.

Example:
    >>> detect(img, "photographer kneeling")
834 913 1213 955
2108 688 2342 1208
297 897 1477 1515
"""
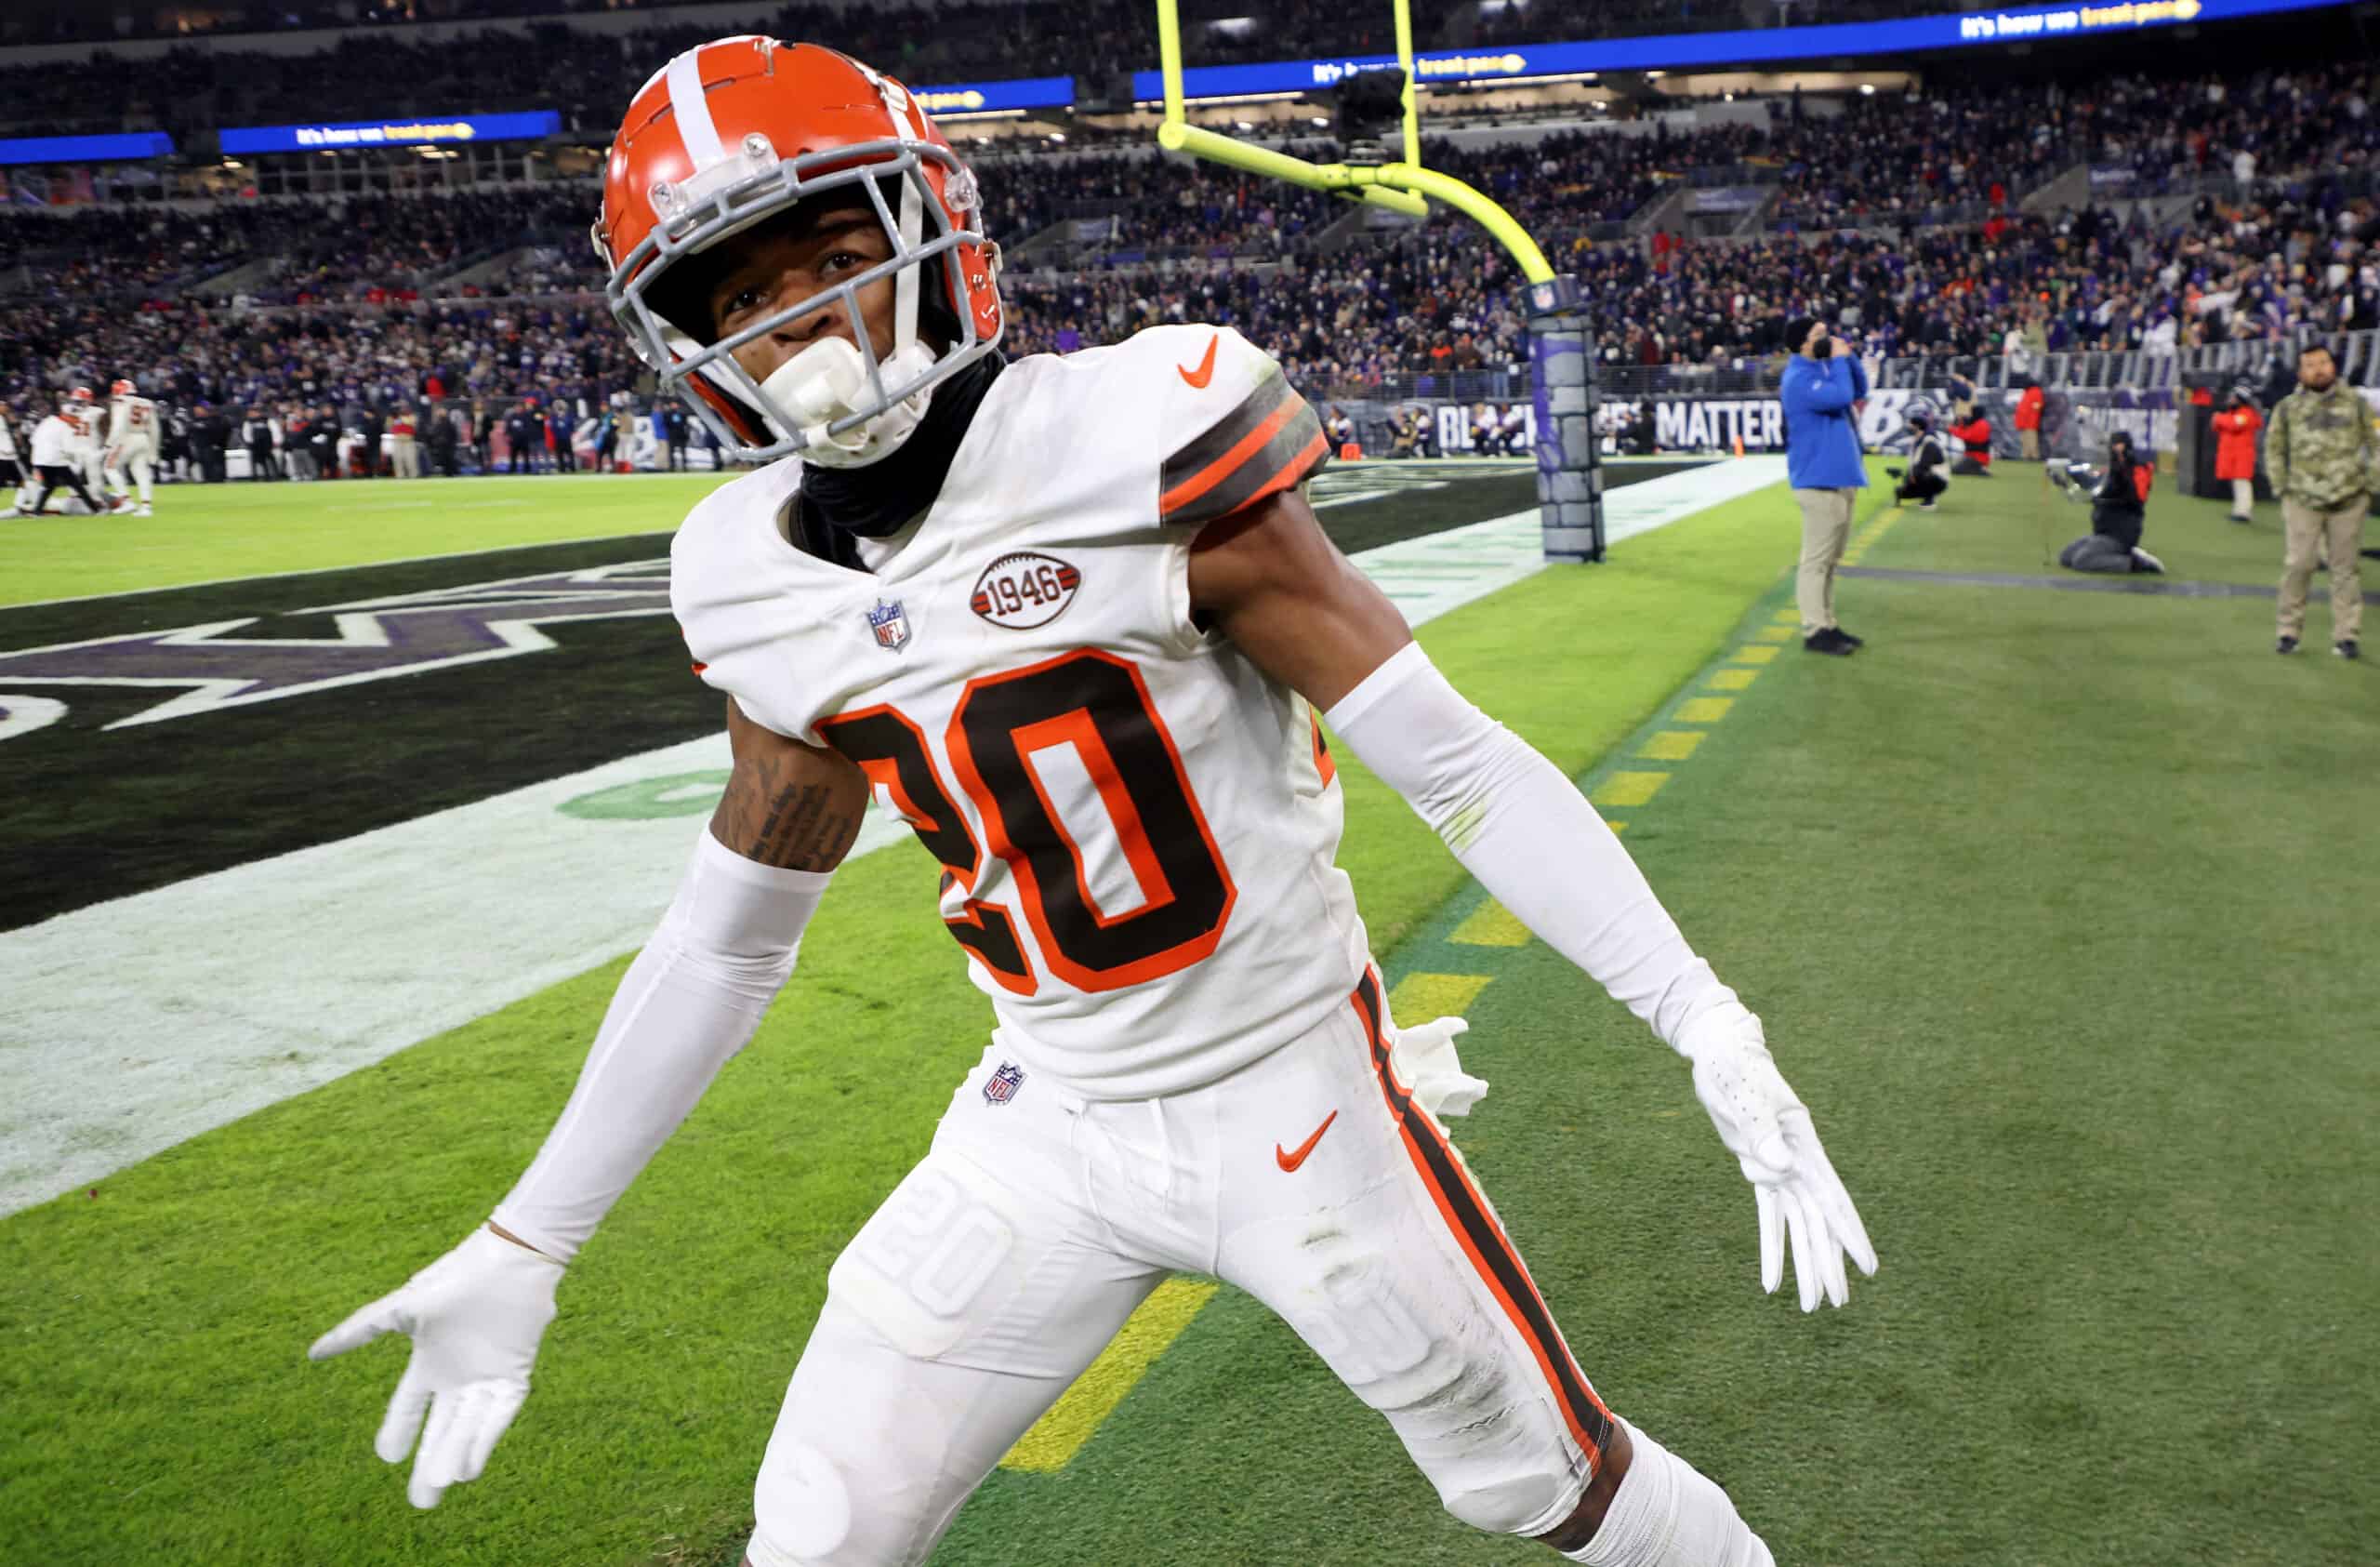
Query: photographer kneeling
2056 430 2166 575
1888 412 1950 510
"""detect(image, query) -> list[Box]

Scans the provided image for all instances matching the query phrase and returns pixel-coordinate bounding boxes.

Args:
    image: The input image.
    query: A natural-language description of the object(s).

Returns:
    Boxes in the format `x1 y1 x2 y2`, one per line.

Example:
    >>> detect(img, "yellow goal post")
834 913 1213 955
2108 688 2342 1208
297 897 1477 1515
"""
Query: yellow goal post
1148 0 1607 560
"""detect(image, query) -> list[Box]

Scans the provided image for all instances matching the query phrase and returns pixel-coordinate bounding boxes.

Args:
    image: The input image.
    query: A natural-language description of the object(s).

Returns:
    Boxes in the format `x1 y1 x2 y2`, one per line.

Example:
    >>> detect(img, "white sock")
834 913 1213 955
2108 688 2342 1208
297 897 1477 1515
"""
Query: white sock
1561 1422 1772 1567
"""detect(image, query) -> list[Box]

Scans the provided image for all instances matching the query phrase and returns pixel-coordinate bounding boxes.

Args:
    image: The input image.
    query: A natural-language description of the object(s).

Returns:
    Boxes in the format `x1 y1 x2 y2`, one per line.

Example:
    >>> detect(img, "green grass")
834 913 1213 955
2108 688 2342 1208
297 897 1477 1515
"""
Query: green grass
0 473 738 605
7 465 2374 1567
0 482 1792 1566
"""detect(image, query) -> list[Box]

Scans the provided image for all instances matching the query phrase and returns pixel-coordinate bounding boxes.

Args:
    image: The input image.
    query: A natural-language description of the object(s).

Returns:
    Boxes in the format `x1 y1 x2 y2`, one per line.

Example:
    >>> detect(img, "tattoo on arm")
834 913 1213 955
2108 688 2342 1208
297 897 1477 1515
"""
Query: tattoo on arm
712 704 868 871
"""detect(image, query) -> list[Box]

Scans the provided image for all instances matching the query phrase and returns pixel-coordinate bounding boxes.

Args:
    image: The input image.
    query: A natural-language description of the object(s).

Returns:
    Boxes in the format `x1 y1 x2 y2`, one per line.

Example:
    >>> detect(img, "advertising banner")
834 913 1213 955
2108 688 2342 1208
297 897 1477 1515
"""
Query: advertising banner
1131 0 2350 102
219 112 562 155
910 76 1075 114
0 132 175 166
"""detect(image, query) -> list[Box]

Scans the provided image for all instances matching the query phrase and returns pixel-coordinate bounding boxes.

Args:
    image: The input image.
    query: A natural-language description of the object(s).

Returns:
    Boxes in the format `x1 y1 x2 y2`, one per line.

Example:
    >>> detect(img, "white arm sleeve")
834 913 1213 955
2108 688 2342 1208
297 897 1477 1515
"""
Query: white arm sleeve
489 829 829 1261
1326 643 1734 1052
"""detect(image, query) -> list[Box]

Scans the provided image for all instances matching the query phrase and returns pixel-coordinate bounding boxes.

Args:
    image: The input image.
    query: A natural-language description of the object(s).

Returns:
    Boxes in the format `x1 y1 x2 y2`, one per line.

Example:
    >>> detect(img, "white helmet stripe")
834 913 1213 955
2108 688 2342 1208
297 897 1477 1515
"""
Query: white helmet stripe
665 49 727 168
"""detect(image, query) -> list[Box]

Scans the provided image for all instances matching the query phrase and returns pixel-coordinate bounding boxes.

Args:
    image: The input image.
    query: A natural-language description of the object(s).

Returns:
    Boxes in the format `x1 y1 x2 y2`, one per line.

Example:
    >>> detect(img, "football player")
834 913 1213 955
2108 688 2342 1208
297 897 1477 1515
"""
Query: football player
311 40 1875 1567
65 386 117 509
104 378 161 516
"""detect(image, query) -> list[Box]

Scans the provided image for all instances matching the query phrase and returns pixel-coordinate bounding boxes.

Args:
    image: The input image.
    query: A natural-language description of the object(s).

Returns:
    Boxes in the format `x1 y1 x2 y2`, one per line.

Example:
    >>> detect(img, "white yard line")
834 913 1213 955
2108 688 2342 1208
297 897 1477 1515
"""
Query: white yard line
0 458 1783 1215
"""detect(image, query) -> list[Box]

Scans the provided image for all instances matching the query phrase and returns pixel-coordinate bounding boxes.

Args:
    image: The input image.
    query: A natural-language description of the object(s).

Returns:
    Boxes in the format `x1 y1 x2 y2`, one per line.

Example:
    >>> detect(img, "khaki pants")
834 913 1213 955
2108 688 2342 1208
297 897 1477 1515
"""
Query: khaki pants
1795 486 1858 636
391 439 420 479
2229 479 2254 519
2278 496 2366 643
2019 428 2040 460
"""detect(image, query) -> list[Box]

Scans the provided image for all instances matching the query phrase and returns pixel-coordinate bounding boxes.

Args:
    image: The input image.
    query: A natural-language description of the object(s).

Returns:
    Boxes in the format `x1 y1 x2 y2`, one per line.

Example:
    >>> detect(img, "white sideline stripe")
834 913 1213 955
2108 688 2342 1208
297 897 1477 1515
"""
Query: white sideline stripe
0 458 1783 1217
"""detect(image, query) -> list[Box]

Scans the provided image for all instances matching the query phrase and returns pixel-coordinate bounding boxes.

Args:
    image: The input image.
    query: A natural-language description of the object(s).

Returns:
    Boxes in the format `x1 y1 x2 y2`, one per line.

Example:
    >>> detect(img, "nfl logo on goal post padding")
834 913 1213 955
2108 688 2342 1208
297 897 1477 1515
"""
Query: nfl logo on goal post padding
866 598 912 653
984 1061 1025 1106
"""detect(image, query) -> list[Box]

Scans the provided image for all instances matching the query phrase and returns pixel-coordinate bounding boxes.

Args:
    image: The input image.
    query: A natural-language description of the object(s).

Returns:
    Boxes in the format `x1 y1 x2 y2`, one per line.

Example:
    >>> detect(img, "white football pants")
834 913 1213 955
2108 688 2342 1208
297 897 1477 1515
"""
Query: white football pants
107 452 156 504
747 971 1611 1567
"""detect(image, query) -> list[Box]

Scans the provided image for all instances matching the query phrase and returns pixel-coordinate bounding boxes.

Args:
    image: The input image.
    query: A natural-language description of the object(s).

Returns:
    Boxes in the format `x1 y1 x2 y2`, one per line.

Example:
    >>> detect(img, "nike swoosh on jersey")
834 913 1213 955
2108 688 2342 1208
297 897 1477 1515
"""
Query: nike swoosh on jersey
1177 334 1220 390
1276 1109 1339 1172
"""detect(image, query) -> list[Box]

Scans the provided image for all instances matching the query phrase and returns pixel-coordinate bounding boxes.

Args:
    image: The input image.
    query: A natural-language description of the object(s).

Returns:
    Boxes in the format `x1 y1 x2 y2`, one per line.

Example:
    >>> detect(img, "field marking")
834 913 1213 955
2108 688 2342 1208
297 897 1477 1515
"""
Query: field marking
1636 730 1706 762
0 459 1781 1218
1450 901 1531 949
1388 972 1496 1023
1730 644 1780 665
999 1276 1220 1474
1593 771 1669 809
0 525 680 612
1674 697 1734 723
1752 624 1795 643
1706 667 1761 691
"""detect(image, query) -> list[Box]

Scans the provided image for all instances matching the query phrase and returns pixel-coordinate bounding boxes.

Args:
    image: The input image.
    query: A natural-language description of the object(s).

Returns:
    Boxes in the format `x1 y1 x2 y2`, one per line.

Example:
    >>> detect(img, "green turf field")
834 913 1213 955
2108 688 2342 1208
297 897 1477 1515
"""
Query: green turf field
0 458 1566 608
3 461 2374 1567
0 473 739 606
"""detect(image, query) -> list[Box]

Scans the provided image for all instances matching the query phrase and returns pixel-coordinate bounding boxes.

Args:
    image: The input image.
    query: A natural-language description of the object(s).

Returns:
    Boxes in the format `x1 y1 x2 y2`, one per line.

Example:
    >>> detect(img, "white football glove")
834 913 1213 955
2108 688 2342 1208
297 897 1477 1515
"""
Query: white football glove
1675 1002 1877 1311
1390 1014 1490 1119
309 1227 563 1508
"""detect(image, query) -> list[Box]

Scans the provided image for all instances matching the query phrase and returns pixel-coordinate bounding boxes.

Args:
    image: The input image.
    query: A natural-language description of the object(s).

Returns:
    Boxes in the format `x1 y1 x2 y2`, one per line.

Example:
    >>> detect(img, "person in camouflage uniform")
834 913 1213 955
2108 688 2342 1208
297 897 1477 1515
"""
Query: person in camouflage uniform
2266 343 2380 657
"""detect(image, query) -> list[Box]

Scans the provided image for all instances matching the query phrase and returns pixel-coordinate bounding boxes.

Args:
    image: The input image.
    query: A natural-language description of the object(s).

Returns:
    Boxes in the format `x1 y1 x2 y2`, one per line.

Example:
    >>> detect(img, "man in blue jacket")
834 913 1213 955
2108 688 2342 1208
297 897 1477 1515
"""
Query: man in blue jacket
1779 317 1869 655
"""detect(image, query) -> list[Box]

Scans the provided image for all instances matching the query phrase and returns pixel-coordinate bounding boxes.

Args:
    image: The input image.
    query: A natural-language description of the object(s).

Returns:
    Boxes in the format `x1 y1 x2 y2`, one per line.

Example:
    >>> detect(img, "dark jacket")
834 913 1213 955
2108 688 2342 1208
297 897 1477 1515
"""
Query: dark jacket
2092 456 2153 551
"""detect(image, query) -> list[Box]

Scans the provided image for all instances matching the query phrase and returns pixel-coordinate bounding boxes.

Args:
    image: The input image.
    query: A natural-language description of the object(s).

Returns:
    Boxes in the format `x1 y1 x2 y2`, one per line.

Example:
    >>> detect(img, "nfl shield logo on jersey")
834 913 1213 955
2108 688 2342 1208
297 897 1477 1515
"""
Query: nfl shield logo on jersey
984 1061 1025 1106
866 598 912 654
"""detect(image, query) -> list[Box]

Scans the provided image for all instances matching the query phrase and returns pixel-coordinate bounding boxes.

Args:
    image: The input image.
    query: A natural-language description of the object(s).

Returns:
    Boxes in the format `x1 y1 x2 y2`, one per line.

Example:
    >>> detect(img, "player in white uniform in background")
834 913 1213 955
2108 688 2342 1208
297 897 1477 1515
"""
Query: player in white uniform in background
311 40 1875 1567
65 386 114 508
105 378 160 516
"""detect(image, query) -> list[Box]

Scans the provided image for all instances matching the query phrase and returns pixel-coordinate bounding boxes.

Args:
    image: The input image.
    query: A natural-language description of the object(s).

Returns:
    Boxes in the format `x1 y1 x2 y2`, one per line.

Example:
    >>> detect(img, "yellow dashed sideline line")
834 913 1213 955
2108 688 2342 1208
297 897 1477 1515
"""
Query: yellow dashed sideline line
1452 902 1531 948
1731 644 1780 665
1637 730 1705 762
1707 667 1761 691
1000 1276 1221 1473
1676 697 1734 723
1593 771 1669 808
1752 624 1795 643
1389 972 1496 1022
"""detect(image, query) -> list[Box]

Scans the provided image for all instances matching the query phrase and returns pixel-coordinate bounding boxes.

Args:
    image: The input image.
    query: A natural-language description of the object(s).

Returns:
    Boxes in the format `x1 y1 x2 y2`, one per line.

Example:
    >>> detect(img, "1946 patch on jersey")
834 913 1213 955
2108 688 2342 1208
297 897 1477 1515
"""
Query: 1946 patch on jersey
971 551 1081 631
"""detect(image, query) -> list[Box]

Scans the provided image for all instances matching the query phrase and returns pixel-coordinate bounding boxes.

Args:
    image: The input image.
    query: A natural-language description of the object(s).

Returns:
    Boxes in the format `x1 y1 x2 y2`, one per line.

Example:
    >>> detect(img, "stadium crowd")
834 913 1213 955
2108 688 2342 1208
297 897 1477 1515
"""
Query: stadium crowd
8 0 1977 60
4 59 2378 461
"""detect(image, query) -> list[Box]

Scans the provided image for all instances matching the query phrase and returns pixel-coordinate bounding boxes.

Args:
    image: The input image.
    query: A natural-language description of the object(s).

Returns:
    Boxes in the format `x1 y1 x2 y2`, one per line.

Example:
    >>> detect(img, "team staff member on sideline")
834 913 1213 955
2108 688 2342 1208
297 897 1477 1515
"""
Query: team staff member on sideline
2212 387 2263 523
1780 316 1868 656
2014 379 2044 460
390 407 422 479
2267 342 2378 658
1889 412 1949 510
1949 407 1994 476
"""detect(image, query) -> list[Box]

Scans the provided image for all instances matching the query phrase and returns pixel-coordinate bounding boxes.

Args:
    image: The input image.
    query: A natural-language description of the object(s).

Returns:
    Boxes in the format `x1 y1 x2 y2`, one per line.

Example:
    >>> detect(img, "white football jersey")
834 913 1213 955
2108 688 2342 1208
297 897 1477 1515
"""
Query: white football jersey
108 394 160 455
675 325 1367 1099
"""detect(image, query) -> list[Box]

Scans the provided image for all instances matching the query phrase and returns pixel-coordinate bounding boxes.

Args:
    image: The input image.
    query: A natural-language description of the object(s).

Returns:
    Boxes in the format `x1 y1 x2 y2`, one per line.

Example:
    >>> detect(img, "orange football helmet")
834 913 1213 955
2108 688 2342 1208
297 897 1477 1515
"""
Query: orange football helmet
593 36 1002 467
112 378 137 397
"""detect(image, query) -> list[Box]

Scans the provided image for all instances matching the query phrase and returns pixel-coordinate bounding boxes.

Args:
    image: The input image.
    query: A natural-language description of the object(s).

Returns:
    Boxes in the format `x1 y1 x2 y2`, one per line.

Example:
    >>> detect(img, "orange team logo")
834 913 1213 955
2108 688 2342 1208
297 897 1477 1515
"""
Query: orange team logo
1275 1109 1339 1172
1177 333 1219 390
